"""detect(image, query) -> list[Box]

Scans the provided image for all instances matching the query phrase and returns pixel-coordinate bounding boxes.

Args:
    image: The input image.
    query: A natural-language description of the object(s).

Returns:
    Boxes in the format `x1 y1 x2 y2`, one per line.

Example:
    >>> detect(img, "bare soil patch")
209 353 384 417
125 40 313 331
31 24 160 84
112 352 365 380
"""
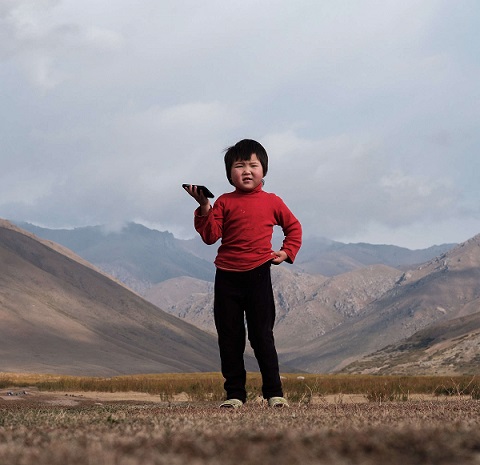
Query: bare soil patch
1 388 189 405
1 388 480 464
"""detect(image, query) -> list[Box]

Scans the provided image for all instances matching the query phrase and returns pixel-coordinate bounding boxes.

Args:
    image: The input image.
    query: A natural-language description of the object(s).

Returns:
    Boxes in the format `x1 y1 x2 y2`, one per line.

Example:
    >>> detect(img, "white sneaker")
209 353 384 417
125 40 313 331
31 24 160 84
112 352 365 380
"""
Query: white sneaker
219 399 244 409
268 396 289 408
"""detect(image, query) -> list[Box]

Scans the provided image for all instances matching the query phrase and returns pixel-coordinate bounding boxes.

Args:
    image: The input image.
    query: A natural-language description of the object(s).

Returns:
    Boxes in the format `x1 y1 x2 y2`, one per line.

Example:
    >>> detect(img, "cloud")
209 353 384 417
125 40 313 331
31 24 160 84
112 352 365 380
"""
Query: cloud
263 129 462 241
0 0 123 92
1 0 480 248
0 98 242 232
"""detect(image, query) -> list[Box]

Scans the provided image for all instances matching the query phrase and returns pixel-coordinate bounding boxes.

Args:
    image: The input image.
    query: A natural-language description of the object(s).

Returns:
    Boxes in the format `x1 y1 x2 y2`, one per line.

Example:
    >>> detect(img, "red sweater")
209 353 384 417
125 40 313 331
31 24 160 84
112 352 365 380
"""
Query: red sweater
194 184 302 271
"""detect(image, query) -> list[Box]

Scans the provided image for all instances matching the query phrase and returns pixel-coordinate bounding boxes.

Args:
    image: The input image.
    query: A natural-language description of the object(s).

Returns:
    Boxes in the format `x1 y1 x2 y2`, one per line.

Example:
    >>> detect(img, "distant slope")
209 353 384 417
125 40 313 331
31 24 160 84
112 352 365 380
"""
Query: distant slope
341 311 480 376
294 237 456 276
9 219 470 376
144 276 215 335
144 264 403 352
17 222 215 293
284 234 480 373
0 219 224 376
16 223 455 290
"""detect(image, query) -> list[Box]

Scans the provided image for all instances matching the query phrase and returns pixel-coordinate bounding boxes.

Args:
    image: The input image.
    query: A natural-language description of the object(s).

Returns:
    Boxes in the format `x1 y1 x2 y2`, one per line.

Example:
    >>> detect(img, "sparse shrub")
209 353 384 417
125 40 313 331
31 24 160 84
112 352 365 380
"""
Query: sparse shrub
434 377 480 398
365 382 409 402
0 376 13 389
282 376 319 404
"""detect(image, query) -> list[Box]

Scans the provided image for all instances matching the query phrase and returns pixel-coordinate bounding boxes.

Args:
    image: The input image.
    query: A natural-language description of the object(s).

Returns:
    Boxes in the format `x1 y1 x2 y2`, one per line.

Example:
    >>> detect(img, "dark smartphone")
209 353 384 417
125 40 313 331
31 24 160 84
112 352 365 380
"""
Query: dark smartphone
182 184 214 198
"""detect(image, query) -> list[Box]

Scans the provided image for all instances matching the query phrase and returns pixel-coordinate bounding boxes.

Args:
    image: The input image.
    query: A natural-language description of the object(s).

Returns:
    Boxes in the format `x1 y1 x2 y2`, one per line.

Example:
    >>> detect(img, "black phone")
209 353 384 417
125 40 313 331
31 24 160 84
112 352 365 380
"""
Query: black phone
182 184 214 198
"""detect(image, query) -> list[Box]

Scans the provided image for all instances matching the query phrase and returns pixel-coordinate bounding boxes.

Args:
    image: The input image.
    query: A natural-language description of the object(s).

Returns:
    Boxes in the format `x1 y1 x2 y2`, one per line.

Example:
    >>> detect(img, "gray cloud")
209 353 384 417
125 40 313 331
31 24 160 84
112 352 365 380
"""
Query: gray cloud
1 0 480 248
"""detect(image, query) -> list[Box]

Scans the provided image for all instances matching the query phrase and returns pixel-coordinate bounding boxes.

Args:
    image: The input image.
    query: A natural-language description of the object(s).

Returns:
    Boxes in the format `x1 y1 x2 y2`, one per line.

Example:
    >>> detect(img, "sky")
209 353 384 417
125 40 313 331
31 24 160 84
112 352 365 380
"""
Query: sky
1 0 480 249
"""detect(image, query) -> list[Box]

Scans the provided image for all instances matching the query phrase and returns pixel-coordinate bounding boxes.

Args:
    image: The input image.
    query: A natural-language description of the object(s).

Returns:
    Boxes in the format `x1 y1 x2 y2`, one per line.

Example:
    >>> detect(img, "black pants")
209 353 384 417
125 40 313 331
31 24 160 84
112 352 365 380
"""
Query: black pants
214 261 283 402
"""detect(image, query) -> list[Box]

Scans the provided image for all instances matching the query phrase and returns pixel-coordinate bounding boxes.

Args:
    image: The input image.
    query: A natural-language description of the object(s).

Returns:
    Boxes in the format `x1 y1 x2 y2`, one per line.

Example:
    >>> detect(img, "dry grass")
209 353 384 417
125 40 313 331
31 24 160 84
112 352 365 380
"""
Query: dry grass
1 400 480 464
2 372 479 401
1 373 480 464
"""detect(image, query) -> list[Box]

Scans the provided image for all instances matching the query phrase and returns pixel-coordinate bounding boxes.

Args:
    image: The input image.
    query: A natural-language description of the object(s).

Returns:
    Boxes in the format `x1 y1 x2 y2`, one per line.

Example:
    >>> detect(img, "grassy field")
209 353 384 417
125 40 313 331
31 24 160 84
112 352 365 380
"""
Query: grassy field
1 373 480 464
2 372 479 401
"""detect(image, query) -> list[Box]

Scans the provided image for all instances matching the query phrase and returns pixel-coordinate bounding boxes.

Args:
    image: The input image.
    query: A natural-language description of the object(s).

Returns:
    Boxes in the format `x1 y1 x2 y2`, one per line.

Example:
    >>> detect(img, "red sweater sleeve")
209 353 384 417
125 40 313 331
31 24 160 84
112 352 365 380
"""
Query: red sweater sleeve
275 197 302 264
194 202 223 245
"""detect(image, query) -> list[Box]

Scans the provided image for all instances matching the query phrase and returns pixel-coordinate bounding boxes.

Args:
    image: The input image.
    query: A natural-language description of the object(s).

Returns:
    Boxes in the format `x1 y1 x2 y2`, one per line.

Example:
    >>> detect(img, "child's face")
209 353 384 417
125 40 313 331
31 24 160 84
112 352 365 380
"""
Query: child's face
230 153 264 192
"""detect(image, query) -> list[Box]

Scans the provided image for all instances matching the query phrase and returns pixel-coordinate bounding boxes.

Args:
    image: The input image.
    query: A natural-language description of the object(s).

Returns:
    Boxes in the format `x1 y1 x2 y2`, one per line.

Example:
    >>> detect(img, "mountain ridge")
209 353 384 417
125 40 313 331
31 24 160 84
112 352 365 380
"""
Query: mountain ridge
16 222 215 293
0 219 225 375
283 234 480 373
16 221 455 284
5 219 478 376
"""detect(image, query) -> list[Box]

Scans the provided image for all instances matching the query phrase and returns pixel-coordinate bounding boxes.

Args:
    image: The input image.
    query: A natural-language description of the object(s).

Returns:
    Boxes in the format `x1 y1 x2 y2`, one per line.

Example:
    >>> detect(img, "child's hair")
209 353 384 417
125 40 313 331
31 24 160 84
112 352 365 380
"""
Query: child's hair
224 139 268 185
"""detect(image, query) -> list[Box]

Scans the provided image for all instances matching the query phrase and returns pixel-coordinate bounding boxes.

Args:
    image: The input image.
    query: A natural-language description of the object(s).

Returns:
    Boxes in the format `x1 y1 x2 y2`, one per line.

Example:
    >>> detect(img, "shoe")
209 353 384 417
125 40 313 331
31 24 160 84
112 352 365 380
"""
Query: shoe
219 399 243 409
268 396 289 408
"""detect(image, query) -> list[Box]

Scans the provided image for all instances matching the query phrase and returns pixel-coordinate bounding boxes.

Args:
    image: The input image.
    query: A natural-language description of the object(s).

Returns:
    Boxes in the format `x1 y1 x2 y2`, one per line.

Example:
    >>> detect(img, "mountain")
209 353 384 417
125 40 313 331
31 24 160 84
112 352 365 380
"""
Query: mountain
144 264 403 351
176 234 456 276
144 276 216 335
0 219 224 376
283 234 480 373
17 222 215 293
273 264 403 351
294 236 456 276
17 223 456 289
9 219 475 376
341 311 480 376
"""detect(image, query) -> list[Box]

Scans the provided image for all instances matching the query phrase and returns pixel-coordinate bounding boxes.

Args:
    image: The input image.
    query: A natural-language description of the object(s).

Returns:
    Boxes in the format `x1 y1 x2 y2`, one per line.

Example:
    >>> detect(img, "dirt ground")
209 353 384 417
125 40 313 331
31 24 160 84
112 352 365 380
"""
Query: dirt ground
0 387 459 405
1 388 480 465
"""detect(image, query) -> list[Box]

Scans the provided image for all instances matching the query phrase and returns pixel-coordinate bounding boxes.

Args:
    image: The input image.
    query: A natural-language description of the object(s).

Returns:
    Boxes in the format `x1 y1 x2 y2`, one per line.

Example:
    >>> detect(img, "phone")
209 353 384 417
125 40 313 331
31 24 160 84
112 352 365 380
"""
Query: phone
182 184 214 198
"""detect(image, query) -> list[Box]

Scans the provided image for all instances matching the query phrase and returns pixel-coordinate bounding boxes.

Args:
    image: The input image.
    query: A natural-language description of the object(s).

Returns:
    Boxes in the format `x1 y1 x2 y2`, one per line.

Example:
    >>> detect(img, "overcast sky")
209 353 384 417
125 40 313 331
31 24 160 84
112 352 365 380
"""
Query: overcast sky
1 0 479 249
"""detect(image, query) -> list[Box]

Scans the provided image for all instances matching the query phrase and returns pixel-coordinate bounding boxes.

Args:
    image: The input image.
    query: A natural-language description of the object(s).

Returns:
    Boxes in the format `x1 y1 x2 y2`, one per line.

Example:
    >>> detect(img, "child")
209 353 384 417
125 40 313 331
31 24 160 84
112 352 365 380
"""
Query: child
184 139 302 408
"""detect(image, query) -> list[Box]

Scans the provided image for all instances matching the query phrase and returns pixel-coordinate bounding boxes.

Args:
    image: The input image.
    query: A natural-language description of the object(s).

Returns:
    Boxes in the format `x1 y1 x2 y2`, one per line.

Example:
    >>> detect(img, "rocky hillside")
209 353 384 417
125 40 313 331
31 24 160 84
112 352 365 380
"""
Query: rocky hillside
144 276 216 335
284 234 480 373
144 264 403 351
341 311 480 376
147 235 480 375
9 219 477 375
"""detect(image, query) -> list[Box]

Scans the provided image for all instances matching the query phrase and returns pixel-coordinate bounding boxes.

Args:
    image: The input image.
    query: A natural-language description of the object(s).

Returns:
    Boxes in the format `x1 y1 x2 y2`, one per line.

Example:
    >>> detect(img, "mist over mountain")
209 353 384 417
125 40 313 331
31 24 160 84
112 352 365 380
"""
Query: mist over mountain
17 222 215 294
17 221 454 285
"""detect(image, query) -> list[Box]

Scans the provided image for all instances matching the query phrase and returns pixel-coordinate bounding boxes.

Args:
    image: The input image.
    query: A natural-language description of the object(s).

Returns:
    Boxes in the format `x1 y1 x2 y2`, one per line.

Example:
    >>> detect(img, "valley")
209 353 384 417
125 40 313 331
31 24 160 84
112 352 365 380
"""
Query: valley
3 219 479 376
